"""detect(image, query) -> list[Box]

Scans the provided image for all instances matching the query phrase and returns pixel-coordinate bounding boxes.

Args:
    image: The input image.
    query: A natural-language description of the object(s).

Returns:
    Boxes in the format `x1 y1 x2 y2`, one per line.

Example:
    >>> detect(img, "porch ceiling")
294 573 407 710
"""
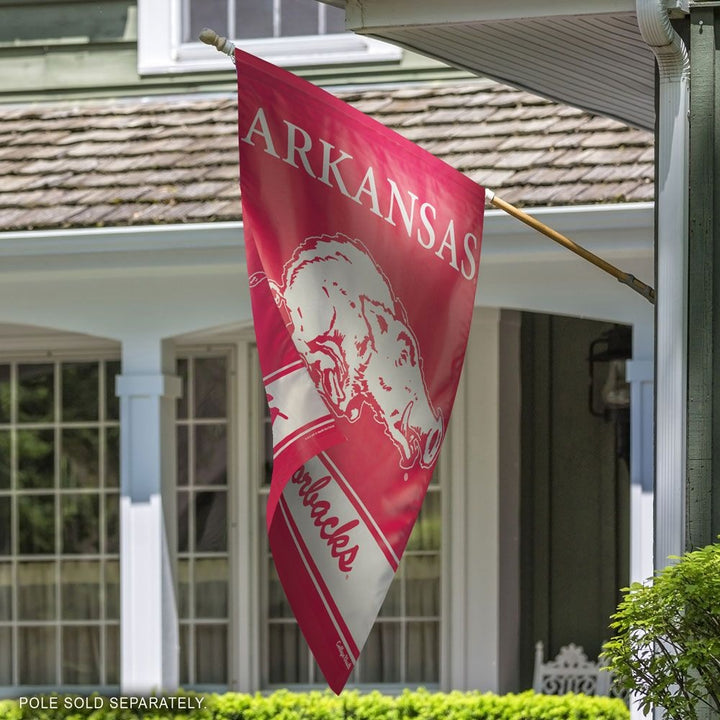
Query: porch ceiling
330 1 658 130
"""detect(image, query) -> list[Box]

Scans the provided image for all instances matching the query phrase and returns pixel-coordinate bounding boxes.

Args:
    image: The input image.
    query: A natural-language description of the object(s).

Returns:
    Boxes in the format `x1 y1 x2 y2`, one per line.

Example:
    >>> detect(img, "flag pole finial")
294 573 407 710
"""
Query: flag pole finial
199 28 236 60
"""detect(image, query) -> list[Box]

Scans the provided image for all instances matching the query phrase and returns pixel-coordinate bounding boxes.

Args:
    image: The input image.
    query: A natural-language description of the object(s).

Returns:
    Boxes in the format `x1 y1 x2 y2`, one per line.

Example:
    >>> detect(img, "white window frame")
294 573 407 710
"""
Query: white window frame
175 346 235 692
231 335 264 691
0 347 122 696
137 0 401 76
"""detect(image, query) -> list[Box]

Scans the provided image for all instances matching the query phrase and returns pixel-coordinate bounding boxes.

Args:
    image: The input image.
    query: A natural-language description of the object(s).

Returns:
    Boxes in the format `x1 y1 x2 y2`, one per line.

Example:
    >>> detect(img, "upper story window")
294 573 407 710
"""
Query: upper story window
137 0 401 76
183 0 346 42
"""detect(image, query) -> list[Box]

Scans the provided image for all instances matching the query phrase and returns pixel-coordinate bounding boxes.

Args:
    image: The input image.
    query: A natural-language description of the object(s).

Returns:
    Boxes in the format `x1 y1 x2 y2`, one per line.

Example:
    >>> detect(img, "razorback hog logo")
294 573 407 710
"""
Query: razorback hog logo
269 232 443 469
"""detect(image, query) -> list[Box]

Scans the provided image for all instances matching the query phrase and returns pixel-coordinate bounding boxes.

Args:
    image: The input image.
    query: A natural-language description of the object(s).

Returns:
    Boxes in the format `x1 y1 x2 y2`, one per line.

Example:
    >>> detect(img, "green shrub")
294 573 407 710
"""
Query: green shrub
602 540 720 719
0 689 628 720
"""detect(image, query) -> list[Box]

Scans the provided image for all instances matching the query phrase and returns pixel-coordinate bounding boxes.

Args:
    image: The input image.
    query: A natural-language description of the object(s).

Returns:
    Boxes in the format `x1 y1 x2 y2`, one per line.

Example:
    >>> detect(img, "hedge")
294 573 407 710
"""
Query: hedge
0 689 629 720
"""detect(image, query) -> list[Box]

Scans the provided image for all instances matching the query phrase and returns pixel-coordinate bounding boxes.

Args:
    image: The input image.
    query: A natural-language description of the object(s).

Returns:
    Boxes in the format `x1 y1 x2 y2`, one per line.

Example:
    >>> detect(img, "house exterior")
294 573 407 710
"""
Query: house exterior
0 0 655 700
325 0 693 586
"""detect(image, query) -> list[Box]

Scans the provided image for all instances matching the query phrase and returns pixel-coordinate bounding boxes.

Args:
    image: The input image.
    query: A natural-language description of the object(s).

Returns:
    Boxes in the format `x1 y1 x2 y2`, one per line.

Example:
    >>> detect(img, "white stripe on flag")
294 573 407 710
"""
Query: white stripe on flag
264 360 304 385
281 455 396 649
277 496 359 665
264 364 334 459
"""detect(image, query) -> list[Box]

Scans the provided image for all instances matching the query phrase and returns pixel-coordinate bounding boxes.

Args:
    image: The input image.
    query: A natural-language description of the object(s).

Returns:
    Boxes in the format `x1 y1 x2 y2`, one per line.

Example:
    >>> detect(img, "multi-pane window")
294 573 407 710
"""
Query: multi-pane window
258 399 442 687
0 359 120 688
182 0 345 44
137 0 400 75
176 353 231 688
362 482 441 685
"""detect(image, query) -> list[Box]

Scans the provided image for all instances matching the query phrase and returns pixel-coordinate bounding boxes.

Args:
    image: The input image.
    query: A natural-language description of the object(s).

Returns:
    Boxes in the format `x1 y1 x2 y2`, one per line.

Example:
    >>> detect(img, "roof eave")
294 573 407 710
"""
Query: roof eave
326 0 661 130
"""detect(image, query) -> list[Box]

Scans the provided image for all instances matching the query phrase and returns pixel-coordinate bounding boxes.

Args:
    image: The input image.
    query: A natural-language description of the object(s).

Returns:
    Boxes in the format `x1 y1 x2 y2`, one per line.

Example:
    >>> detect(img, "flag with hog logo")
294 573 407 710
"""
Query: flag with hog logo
236 47 485 693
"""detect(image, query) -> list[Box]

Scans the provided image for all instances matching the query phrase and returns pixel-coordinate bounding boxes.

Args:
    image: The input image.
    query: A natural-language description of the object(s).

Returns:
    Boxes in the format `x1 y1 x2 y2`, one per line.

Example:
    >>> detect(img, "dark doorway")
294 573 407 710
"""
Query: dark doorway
518 313 630 688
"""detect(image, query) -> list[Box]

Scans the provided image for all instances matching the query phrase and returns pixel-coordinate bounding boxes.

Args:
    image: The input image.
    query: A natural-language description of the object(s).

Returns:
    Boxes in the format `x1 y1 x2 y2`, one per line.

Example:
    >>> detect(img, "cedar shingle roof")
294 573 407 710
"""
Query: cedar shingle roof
0 80 654 232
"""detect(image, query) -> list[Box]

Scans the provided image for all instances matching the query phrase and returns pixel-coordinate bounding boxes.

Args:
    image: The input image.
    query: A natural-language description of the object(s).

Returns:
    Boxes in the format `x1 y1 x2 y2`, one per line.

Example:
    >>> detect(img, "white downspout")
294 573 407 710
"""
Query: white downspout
634 4 689 718
636 0 689 571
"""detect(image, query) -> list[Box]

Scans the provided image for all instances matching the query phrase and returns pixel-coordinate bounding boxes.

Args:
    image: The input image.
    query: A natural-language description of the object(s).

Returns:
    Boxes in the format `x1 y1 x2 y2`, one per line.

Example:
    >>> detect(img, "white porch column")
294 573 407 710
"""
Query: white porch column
117 338 182 693
636 0 689 573
627 343 654 585
446 308 521 692
627 324 654 720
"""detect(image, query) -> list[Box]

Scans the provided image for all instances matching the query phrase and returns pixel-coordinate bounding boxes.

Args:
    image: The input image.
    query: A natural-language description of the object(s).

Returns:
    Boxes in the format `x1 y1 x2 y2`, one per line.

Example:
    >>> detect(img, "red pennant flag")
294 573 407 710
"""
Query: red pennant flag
236 48 485 693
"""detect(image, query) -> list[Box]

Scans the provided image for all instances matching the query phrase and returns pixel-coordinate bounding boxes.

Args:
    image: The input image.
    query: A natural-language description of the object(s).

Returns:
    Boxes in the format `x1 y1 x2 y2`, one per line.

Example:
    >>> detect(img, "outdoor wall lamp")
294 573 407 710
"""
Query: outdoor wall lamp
588 324 632 466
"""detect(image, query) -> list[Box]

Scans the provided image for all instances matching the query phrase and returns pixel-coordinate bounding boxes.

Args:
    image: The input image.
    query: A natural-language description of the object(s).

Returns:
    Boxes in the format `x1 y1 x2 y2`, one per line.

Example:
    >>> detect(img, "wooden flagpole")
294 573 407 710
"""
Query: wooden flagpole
199 29 656 306
487 190 655 304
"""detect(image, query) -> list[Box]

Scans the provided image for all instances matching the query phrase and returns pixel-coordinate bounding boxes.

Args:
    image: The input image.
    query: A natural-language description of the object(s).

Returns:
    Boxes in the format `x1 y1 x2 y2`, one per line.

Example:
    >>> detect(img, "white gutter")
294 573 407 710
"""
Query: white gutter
0 205 653 261
0 221 244 257
636 0 690 567
0 222 246 280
